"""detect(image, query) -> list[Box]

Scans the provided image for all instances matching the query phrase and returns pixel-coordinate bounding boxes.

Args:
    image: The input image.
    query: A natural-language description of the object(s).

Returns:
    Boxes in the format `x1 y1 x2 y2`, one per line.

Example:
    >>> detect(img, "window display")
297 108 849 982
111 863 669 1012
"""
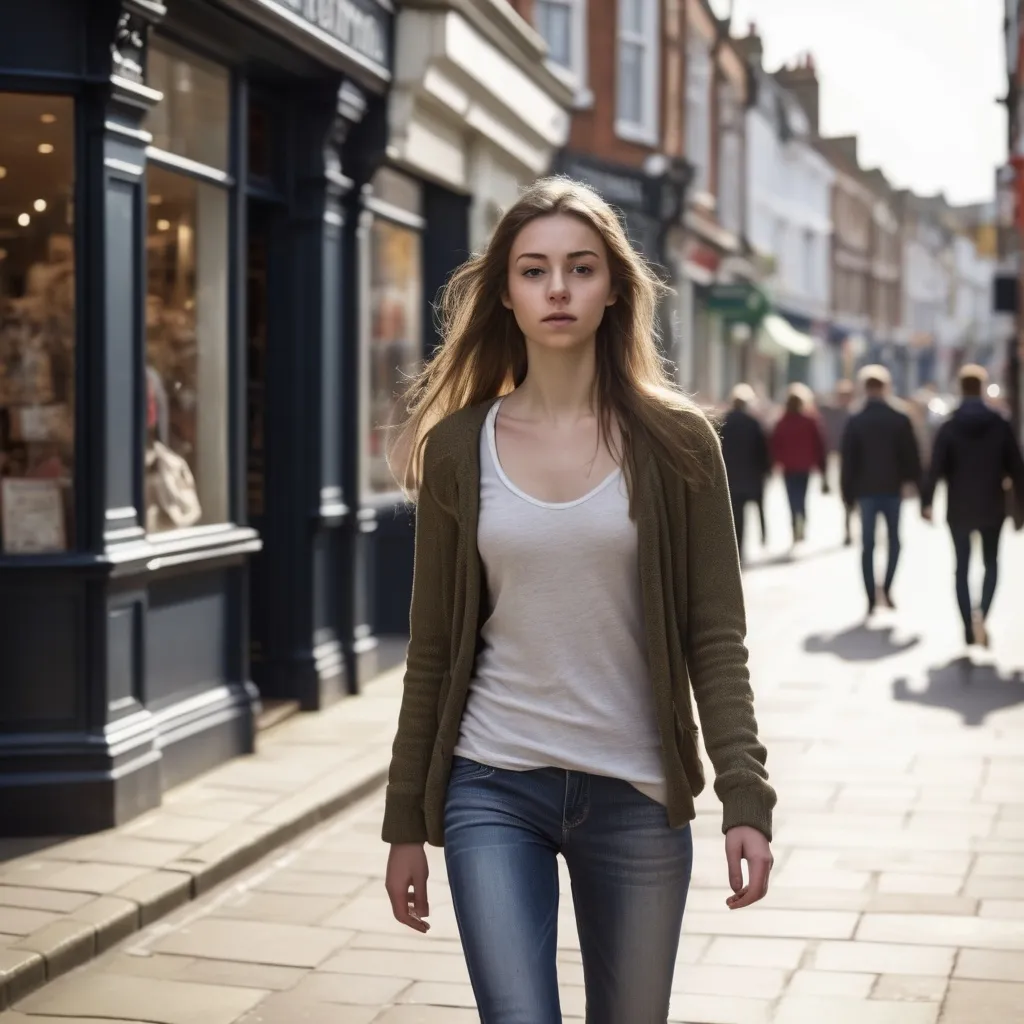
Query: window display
0 94 75 554
366 217 423 495
143 38 231 535
145 166 229 533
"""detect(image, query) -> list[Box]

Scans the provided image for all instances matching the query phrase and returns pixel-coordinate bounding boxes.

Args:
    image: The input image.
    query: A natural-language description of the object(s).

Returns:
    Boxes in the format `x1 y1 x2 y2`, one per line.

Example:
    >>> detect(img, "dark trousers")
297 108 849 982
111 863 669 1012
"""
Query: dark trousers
731 495 766 556
859 495 902 602
951 524 1002 639
784 473 810 534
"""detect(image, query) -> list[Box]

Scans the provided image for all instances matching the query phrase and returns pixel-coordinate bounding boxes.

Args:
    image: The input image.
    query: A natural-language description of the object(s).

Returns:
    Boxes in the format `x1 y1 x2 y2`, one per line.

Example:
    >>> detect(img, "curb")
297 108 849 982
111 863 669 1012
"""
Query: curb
0 757 390 1010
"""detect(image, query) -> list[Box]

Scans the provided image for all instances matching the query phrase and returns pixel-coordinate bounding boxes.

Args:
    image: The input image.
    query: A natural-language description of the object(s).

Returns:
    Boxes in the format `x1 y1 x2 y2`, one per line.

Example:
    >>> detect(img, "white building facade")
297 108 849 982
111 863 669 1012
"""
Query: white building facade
745 67 834 395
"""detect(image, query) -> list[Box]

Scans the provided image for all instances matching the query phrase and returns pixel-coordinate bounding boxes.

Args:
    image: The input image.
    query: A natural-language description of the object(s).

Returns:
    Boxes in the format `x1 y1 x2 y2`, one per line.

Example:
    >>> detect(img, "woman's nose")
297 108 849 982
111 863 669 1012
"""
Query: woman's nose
548 272 569 299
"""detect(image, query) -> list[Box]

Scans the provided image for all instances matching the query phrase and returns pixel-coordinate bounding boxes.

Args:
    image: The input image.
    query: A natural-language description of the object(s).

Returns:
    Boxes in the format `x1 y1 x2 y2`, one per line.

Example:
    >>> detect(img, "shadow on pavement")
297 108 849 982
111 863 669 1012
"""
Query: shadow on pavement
743 543 848 572
893 657 1024 726
0 836 68 865
803 623 922 661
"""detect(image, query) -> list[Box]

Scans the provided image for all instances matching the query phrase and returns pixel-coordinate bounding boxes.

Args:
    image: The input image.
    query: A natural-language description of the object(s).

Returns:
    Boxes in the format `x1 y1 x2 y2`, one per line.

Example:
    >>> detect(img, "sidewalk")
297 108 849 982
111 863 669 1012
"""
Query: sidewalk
0 665 407 1009
2 489 1024 1022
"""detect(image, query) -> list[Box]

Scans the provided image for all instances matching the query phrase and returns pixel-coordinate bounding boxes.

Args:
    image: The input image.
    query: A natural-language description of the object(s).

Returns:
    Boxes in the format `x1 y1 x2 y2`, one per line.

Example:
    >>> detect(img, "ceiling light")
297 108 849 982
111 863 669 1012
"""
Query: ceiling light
0 166 6 179
148 195 163 205
38 143 54 155
33 199 47 213
156 219 171 232
40 113 57 124
17 213 31 227
0 249 7 261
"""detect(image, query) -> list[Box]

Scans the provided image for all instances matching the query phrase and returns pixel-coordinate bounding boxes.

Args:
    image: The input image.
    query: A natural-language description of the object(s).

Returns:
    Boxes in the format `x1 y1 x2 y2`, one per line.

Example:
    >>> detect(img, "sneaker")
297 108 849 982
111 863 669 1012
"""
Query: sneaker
972 611 989 648
795 516 806 543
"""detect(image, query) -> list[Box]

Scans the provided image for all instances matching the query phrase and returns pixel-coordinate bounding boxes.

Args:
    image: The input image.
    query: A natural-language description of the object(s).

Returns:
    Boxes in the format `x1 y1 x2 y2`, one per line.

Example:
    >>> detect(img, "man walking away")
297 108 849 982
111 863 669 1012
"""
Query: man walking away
841 365 922 618
821 380 856 545
921 365 1024 647
721 383 770 561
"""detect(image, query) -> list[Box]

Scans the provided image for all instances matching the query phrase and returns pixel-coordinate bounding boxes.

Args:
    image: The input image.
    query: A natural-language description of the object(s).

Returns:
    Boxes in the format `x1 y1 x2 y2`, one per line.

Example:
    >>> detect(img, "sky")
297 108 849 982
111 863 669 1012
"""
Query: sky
709 0 1007 205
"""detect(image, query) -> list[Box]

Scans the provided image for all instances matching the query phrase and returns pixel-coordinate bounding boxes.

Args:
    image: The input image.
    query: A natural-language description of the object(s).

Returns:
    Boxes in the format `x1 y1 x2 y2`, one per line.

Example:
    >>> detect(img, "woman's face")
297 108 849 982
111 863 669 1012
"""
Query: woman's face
503 213 616 352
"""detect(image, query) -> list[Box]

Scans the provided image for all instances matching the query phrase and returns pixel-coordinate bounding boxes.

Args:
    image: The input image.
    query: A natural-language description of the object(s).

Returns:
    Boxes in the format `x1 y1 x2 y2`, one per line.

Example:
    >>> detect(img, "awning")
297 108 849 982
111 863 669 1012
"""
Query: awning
757 314 816 359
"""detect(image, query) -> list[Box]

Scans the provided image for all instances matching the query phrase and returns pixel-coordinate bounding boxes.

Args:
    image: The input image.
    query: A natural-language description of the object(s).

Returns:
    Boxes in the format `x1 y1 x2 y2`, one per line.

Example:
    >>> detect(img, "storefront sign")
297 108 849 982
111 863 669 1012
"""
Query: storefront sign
264 0 387 69
705 282 769 325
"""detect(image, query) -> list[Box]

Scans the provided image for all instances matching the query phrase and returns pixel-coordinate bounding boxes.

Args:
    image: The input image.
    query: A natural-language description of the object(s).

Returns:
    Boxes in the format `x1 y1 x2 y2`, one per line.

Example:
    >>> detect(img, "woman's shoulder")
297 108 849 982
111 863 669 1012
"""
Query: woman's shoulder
424 398 498 468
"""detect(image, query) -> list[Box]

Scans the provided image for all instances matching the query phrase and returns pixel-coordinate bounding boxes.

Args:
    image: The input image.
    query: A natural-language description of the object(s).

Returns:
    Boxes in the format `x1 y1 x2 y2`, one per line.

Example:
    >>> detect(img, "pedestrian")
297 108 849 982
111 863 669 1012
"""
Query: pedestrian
820 379 856 545
381 177 776 1023
770 384 828 545
720 382 770 560
840 365 922 618
921 364 1024 648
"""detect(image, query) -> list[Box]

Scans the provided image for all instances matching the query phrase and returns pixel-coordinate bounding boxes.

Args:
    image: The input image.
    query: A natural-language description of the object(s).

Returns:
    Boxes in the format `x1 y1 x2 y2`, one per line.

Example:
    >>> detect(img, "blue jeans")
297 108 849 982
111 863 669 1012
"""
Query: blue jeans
784 472 810 533
951 524 1002 640
859 495 902 603
444 757 693 1024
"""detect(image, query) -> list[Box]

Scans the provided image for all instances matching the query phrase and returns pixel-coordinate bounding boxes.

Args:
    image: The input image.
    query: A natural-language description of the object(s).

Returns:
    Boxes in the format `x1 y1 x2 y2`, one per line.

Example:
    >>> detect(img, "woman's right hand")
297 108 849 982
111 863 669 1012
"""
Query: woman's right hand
385 843 430 932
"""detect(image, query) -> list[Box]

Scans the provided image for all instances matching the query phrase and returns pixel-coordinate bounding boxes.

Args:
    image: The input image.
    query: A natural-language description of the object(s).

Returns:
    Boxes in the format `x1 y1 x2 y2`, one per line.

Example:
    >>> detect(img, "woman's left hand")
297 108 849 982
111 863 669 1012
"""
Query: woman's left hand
724 826 773 909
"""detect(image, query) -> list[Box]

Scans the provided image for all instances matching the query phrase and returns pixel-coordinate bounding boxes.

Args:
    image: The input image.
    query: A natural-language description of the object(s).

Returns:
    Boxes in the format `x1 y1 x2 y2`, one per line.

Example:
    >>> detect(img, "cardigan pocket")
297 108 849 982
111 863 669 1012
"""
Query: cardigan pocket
674 714 706 794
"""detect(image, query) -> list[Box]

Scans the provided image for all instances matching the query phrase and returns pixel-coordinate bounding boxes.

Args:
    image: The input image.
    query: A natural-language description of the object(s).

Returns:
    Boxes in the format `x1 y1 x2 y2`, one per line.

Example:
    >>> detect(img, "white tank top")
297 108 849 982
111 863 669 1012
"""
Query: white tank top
454 398 667 804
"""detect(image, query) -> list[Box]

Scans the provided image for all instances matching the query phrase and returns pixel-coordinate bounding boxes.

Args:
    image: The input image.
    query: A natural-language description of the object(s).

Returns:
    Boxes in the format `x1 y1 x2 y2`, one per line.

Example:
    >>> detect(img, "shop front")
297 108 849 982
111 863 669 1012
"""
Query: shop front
364 0 575 637
0 0 393 834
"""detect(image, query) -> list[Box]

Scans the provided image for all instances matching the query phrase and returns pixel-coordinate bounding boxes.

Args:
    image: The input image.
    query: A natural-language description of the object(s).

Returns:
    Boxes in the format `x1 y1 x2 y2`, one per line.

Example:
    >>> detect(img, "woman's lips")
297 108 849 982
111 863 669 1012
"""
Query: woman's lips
543 314 576 323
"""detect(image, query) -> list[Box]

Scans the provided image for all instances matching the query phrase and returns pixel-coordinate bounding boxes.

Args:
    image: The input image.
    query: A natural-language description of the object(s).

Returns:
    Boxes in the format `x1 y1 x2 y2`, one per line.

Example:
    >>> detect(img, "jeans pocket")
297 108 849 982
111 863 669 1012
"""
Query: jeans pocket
448 756 496 784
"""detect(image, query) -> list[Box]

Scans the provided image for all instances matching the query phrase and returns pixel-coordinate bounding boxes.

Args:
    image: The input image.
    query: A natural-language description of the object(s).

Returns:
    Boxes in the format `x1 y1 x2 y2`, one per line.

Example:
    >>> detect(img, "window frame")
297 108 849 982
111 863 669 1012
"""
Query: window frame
141 34 236 539
615 0 660 146
685 32 712 193
535 0 589 94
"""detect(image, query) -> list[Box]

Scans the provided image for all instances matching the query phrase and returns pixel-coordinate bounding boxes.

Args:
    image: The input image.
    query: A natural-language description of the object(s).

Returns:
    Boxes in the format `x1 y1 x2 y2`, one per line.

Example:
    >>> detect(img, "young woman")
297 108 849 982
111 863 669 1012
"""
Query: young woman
771 385 828 545
382 178 776 1024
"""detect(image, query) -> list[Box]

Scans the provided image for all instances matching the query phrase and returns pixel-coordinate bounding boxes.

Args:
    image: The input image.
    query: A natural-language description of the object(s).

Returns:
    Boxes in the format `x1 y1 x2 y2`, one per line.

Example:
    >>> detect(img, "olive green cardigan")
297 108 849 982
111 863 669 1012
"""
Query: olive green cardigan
381 398 776 846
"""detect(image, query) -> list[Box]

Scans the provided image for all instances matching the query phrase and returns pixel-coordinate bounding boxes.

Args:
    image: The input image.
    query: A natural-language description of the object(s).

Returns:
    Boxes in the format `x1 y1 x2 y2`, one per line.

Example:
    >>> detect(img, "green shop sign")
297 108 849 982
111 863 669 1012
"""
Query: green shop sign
704 283 770 325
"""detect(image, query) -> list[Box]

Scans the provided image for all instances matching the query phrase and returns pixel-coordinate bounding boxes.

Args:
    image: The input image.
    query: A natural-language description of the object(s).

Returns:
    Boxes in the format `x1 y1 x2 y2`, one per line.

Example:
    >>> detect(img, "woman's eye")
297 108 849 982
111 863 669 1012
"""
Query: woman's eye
522 267 544 278
573 264 594 275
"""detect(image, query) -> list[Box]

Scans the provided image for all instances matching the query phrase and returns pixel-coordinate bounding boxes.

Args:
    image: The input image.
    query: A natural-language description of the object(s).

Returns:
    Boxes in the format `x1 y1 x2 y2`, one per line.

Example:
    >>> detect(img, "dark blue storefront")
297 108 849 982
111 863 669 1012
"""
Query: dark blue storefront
0 0 396 833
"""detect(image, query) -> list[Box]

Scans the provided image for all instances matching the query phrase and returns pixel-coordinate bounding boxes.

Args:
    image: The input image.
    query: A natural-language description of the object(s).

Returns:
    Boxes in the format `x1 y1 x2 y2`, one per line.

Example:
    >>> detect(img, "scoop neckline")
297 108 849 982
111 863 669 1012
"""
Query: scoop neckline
486 398 622 510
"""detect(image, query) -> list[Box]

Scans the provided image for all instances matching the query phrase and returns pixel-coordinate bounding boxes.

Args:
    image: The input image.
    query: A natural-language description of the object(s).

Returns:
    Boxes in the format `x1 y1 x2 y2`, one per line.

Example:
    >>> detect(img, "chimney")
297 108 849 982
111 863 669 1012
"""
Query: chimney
734 20 764 69
775 51 820 135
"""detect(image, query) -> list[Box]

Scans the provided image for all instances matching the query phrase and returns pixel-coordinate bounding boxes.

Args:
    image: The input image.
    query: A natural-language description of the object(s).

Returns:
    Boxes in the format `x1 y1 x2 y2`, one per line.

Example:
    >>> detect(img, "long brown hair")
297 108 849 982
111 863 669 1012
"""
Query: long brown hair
388 177 714 510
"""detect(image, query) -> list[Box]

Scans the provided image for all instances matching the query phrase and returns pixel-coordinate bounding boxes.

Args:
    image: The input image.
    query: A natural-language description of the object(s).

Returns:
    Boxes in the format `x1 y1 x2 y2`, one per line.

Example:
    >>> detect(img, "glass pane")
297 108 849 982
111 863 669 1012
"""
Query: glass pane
621 0 643 34
145 165 229 532
146 37 230 171
537 1 572 68
0 93 76 554
617 42 643 125
367 219 422 495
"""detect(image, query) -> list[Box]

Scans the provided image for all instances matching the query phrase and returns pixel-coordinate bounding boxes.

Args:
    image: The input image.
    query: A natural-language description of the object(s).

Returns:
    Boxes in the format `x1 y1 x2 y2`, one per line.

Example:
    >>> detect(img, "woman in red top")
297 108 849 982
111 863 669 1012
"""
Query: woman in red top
771 386 828 544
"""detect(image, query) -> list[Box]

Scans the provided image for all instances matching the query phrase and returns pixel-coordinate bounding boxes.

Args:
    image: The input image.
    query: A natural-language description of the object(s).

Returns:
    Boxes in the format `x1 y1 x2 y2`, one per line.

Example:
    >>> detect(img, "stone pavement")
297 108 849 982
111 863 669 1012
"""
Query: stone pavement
2 483 1024 1023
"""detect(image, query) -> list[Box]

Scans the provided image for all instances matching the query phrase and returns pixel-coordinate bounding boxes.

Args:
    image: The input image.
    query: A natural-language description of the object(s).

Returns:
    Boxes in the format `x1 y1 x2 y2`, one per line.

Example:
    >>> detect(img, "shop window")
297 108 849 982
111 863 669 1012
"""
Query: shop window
0 94 75 554
144 38 231 535
366 218 423 496
145 167 229 533
616 0 659 145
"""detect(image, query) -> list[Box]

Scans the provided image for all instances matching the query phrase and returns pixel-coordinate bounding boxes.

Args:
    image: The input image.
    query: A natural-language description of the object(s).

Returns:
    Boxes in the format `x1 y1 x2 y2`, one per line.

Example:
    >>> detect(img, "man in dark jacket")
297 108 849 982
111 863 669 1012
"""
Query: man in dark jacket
720 384 770 560
841 365 923 616
921 365 1024 647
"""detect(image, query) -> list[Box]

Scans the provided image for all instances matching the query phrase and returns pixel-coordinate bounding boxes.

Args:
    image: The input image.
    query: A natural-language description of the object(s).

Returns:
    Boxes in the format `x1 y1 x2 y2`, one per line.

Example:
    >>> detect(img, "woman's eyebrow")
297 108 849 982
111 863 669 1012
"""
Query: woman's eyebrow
514 250 600 262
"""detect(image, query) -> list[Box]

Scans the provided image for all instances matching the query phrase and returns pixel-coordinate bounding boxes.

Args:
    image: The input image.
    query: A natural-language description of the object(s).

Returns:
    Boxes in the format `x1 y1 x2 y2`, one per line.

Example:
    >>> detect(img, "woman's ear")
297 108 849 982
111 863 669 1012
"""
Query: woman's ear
501 293 513 310
606 290 618 308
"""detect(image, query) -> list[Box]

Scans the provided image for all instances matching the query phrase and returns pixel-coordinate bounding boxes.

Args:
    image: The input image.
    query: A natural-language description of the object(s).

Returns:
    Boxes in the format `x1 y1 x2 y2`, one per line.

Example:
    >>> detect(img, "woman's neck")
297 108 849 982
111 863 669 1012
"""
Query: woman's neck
512 341 597 424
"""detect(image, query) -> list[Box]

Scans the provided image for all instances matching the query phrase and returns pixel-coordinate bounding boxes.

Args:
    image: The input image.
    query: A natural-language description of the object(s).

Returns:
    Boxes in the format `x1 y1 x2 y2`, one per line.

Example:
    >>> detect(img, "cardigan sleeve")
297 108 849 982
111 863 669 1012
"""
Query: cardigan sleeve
381 433 458 845
683 416 777 841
